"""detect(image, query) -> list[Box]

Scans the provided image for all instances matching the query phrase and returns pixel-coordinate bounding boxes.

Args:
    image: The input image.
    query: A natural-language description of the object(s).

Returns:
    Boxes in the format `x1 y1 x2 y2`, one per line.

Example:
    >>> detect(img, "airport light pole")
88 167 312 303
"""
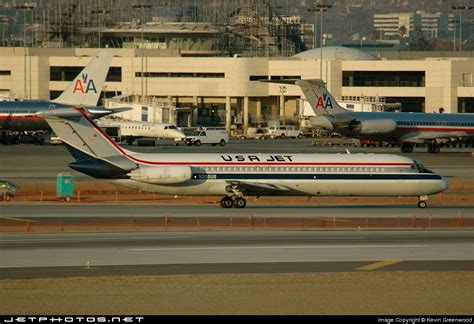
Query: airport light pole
279 86 287 126
133 3 152 102
0 16 8 47
308 3 332 81
91 9 110 48
452 5 473 55
15 3 35 99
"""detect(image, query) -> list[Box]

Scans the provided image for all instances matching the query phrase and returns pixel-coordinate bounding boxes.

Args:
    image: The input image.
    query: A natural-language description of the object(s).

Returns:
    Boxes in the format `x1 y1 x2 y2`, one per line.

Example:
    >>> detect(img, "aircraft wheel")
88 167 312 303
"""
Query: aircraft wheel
186 142 193 146
280 134 285 139
220 139 226 146
4 194 11 202
417 200 427 209
220 197 233 208
432 145 440 154
233 197 246 208
195 140 201 146
65 196 71 202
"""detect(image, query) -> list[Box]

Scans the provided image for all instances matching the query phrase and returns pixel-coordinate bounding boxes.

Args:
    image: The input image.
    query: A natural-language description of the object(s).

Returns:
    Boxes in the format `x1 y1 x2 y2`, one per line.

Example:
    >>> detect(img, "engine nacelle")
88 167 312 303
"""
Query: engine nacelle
350 119 397 135
127 165 192 185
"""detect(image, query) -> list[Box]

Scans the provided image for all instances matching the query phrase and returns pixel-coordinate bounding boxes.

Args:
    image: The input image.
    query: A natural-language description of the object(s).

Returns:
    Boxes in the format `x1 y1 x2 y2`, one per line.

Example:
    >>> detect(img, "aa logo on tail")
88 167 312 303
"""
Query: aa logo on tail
315 92 333 109
73 73 97 94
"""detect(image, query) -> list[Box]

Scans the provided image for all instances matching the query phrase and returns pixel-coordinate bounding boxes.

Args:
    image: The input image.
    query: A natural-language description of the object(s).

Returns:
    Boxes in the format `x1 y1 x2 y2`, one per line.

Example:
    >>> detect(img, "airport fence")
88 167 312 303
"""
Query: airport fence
0 213 472 233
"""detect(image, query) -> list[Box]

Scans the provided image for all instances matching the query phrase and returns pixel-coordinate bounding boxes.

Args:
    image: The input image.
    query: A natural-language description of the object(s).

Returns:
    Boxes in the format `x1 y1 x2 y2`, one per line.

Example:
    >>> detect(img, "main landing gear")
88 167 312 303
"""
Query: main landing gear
401 142 441 154
401 142 414 153
427 142 440 154
221 183 247 208
220 196 247 208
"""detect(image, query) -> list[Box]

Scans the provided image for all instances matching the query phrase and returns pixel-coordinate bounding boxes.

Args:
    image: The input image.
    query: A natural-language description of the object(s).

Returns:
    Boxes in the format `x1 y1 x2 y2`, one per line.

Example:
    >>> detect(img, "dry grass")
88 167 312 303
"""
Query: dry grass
1 272 473 315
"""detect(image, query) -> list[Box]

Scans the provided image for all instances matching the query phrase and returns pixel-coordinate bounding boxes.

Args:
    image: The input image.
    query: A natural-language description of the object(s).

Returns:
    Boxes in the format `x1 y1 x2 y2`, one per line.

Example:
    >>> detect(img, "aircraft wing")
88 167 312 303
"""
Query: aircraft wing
227 181 291 195
400 131 469 144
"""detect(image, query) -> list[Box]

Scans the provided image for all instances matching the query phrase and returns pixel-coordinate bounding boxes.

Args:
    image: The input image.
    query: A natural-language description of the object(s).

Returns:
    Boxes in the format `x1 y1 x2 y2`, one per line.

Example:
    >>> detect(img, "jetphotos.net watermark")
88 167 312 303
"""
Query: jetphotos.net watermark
1 317 145 323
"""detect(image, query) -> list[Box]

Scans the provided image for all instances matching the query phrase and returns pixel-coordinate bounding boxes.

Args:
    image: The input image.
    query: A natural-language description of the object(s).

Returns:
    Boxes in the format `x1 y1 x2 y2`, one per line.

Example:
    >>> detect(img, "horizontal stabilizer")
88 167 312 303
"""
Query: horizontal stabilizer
108 107 133 114
259 79 301 85
37 108 83 120
37 107 123 120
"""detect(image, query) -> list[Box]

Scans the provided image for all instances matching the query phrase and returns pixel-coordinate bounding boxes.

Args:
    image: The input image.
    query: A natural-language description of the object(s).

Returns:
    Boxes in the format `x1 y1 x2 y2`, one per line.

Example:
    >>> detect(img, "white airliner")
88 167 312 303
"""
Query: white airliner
273 79 474 154
96 119 186 145
39 107 448 209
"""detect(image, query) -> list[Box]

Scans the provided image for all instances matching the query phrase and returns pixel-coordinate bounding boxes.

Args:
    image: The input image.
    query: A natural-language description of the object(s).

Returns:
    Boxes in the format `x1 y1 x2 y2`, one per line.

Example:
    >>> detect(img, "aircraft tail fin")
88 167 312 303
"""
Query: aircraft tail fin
294 79 348 116
38 108 137 178
52 51 113 107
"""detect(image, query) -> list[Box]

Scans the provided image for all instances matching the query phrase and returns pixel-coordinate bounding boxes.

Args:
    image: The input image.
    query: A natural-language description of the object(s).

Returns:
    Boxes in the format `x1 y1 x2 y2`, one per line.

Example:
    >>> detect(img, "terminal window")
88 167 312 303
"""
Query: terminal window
50 67 122 82
343 71 425 87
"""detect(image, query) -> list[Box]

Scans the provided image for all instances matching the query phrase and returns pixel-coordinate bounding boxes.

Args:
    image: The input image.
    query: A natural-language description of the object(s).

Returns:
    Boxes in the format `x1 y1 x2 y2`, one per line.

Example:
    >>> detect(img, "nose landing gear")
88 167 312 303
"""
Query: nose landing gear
417 195 428 208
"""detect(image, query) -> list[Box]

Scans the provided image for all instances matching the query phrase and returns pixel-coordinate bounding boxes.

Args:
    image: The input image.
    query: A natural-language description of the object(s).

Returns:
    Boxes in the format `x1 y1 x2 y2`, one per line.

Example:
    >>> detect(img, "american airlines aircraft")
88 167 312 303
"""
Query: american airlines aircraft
0 51 125 142
96 119 186 145
39 107 448 209
281 79 474 154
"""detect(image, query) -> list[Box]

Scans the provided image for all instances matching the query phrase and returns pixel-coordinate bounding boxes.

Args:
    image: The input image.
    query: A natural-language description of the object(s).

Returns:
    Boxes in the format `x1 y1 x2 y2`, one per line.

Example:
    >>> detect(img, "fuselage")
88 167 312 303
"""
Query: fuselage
319 111 474 143
96 120 186 141
0 101 113 132
95 152 448 198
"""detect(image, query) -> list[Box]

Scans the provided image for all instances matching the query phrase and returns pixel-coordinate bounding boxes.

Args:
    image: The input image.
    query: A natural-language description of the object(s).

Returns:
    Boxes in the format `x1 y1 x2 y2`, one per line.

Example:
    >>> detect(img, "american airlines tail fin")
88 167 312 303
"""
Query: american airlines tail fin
52 51 113 107
260 78 348 116
294 79 348 116
38 108 137 177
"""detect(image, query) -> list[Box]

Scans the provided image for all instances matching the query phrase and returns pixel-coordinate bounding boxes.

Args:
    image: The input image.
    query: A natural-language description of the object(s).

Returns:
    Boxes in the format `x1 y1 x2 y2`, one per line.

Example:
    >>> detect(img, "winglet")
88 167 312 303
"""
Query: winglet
52 52 113 107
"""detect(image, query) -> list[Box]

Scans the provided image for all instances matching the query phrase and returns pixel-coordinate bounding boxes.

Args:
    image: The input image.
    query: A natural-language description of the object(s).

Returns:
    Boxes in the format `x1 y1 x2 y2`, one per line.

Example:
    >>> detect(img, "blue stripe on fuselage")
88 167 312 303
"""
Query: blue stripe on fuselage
192 173 442 181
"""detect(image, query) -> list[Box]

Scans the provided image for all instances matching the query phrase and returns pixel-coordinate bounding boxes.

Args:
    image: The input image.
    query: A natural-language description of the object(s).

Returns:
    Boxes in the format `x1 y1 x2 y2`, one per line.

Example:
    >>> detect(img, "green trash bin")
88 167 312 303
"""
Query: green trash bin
57 172 74 202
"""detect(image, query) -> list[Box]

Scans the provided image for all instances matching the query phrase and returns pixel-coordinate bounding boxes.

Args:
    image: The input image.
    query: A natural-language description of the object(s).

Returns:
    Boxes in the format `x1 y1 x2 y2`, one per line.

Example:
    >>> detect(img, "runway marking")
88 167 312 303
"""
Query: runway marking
128 245 425 252
0 236 191 243
0 217 39 222
356 260 402 271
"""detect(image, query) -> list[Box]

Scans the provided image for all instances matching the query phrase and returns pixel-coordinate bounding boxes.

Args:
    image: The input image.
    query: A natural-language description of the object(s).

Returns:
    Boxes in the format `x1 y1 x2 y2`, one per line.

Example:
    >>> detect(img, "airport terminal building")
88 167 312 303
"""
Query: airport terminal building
0 47 473 133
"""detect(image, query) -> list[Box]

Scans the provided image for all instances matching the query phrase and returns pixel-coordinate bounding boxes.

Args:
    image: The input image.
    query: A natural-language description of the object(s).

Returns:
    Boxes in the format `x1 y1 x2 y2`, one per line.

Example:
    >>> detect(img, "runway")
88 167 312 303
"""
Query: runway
1 203 473 218
1 230 473 279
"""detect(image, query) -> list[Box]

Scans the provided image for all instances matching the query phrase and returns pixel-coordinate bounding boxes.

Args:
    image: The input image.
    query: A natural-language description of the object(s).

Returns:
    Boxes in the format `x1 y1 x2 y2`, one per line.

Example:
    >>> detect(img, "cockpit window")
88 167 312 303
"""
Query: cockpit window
168 125 178 130
413 160 433 174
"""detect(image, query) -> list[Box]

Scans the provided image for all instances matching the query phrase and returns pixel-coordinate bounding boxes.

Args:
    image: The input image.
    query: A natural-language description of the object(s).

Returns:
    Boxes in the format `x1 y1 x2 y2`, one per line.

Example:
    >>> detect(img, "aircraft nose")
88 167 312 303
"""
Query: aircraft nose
174 130 186 139
441 177 449 192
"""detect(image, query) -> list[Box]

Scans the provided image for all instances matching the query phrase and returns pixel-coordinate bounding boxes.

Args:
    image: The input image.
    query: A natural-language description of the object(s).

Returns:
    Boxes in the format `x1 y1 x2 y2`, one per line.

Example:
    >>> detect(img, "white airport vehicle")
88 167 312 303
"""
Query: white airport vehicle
184 127 229 146
39 107 448 209
239 127 268 140
267 125 304 139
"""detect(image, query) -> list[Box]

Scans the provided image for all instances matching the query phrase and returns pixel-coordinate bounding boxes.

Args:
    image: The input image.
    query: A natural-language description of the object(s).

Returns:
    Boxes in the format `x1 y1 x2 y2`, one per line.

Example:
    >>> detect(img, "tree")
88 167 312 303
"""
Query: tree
399 25 407 38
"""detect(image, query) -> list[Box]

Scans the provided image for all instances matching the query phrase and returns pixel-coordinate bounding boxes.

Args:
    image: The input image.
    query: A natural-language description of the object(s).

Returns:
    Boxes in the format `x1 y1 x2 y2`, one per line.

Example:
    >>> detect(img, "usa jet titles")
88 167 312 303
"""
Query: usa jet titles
221 155 293 162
